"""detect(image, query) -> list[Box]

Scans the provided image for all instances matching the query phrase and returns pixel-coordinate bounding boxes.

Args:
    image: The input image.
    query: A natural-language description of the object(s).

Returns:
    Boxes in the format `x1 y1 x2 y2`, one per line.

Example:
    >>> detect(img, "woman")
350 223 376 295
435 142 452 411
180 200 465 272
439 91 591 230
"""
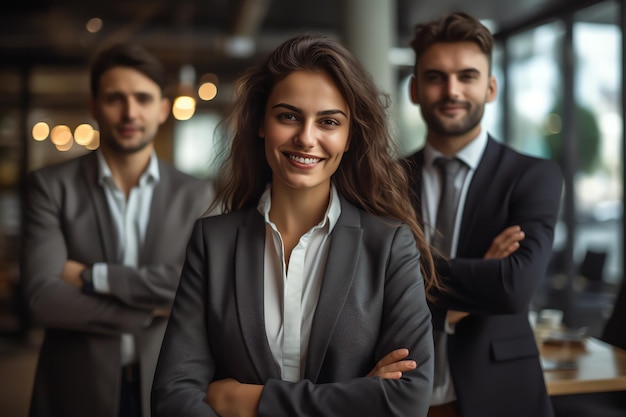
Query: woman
152 33 438 417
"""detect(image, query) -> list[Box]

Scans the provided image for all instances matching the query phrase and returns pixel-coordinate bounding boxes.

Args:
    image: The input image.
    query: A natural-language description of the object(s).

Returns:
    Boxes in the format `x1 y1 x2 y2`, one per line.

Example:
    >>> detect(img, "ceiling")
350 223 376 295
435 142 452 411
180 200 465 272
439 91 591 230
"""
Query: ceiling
0 0 602 84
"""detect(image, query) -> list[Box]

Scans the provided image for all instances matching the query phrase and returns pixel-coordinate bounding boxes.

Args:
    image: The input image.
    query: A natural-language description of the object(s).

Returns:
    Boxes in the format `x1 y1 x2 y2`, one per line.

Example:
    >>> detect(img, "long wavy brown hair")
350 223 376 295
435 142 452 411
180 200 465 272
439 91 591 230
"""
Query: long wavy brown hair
211 33 441 299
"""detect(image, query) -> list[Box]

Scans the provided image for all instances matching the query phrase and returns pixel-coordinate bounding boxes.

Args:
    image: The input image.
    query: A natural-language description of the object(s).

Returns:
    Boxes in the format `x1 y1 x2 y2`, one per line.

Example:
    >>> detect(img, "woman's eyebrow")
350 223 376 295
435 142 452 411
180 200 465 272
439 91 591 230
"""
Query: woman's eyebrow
272 103 347 118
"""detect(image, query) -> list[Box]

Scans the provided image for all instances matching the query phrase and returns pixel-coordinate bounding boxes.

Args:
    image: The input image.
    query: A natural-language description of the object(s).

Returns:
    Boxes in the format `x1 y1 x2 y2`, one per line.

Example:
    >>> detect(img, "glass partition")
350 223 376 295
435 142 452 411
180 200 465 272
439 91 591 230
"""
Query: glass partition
506 2 623 337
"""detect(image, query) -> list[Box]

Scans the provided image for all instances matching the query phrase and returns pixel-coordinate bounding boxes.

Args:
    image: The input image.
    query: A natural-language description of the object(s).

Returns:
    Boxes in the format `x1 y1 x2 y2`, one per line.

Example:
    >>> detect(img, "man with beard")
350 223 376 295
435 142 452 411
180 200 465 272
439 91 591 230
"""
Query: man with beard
21 42 213 417
402 12 562 417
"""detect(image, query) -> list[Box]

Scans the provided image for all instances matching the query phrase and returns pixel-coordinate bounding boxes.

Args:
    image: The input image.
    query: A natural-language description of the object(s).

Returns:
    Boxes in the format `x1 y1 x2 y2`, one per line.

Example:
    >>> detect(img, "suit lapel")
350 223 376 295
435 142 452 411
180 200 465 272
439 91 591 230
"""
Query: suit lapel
235 208 281 380
140 161 168 265
81 152 120 262
458 137 501 253
305 197 362 381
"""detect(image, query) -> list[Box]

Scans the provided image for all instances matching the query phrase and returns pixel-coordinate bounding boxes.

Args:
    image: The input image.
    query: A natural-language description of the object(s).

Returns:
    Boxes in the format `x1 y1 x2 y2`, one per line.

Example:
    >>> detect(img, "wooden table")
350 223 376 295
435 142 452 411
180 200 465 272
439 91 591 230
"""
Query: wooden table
539 336 626 396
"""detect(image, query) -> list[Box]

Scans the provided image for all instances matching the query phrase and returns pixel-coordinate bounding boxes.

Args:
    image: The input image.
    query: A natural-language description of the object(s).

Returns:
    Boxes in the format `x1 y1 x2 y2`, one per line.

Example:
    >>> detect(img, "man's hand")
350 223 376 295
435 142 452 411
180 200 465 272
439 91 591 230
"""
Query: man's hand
61 260 86 288
447 310 470 324
484 225 524 259
206 378 261 417
366 348 416 379
153 309 170 318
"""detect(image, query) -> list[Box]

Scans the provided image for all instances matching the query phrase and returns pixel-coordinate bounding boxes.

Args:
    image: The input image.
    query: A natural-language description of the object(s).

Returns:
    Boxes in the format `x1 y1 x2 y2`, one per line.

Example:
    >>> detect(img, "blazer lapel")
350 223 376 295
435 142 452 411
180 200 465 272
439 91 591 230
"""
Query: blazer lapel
140 161 168 265
305 197 362 381
81 152 120 262
235 208 281 380
458 137 501 253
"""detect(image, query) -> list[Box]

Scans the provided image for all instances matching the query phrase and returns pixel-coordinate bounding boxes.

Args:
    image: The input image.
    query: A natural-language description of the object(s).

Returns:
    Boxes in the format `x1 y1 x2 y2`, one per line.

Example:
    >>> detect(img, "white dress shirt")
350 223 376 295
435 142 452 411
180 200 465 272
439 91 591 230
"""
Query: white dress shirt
92 150 159 366
258 184 341 382
422 129 488 405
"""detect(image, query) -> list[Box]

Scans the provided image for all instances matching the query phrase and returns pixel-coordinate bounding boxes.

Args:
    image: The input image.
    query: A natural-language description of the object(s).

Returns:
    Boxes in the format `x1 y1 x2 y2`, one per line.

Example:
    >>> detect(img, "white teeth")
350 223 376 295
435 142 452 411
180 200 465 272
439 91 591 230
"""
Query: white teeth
288 154 320 164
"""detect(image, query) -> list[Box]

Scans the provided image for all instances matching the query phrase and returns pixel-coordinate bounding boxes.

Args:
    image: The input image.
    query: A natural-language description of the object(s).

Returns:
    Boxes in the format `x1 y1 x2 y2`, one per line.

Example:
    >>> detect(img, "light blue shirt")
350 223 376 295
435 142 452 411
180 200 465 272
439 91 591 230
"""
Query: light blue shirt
92 149 160 365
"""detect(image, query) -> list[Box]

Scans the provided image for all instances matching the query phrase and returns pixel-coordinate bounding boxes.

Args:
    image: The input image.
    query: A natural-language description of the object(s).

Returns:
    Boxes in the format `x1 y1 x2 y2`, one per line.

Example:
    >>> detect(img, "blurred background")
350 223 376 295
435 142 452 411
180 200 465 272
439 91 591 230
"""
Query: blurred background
0 0 623 415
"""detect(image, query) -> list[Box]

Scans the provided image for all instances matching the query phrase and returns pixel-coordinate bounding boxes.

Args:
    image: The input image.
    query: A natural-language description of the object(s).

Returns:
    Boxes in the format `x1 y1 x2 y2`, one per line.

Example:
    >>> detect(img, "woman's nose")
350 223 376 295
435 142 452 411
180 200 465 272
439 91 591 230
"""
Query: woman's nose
293 121 316 147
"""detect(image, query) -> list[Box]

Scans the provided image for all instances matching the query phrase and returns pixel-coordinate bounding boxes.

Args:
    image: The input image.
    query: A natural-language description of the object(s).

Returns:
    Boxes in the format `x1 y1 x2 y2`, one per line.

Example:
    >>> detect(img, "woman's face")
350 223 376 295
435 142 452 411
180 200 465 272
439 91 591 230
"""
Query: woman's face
259 70 350 194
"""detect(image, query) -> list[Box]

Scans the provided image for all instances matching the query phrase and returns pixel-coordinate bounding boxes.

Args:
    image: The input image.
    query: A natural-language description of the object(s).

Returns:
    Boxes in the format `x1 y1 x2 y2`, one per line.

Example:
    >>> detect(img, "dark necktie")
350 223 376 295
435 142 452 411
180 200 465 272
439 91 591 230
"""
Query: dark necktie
431 156 465 390
431 157 464 256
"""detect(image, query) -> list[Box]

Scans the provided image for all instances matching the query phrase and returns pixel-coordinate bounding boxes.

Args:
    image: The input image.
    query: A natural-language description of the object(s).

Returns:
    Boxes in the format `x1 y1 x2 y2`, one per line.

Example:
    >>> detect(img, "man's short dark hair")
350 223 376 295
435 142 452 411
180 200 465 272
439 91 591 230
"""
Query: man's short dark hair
410 12 494 71
89 42 168 97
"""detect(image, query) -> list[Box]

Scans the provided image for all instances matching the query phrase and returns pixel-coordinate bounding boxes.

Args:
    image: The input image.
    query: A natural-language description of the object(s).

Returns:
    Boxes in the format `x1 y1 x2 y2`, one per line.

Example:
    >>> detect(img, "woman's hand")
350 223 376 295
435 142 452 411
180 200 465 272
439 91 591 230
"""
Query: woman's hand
366 348 416 379
206 378 262 417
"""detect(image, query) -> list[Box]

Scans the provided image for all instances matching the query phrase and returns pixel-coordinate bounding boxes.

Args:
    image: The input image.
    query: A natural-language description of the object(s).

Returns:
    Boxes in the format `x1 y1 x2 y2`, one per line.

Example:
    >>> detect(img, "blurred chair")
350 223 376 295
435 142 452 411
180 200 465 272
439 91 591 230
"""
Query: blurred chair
576 249 608 292
558 249 612 336
601 278 626 350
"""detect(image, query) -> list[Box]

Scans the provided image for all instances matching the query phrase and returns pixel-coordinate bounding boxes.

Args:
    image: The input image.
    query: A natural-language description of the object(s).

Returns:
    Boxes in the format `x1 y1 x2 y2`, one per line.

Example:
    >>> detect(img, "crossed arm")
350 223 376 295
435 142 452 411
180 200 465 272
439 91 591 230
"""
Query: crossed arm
61 260 170 317
21 170 181 333
447 225 525 325
205 348 417 417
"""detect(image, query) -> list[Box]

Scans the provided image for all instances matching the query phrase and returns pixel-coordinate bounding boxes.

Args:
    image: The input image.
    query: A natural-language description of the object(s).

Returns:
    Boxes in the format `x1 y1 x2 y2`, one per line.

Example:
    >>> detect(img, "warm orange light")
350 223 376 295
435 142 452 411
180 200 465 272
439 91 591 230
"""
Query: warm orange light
172 96 196 120
32 122 50 141
74 123 95 146
50 125 73 146
198 82 218 101
86 18 103 33
86 130 100 150
55 139 73 152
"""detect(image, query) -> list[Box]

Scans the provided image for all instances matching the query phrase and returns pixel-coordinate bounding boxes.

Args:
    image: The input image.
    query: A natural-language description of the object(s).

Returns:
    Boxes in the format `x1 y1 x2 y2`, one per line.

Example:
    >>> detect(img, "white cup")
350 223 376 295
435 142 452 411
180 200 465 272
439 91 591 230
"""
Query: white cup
528 311 538 328
538 309 563 329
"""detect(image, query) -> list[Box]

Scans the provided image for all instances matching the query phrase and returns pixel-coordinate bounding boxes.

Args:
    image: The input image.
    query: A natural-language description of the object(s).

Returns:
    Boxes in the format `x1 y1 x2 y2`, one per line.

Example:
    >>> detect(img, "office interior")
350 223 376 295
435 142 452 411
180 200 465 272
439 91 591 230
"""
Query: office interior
0 0 624 415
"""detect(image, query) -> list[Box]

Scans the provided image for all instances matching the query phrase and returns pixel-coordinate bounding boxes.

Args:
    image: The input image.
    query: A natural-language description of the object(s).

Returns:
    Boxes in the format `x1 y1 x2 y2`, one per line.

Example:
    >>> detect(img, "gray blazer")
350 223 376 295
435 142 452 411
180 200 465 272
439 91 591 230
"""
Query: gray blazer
21 151 214 417
152 196 434 417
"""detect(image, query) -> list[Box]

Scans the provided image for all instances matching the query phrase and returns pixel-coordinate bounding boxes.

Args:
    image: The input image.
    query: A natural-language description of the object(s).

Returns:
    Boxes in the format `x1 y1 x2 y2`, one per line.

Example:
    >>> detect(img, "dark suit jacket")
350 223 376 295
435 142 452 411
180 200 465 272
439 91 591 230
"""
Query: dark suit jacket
21 151 214 417
151 196 434 417
404 137 562 417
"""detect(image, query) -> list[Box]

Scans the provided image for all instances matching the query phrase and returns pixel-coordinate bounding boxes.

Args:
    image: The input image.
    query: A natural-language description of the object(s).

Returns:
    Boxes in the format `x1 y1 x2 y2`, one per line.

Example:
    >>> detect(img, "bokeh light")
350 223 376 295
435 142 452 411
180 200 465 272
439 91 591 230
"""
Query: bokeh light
32 122 50 141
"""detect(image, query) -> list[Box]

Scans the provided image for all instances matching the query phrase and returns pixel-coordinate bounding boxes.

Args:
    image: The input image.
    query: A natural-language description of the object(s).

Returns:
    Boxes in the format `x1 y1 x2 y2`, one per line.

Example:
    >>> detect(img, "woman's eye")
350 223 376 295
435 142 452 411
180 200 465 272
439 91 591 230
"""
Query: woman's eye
278 113 298 121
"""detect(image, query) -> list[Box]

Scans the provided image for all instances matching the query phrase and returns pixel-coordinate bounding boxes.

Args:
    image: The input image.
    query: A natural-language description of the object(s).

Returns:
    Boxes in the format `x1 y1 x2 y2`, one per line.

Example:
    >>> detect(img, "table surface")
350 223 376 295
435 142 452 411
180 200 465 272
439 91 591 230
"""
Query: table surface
539 334 626 396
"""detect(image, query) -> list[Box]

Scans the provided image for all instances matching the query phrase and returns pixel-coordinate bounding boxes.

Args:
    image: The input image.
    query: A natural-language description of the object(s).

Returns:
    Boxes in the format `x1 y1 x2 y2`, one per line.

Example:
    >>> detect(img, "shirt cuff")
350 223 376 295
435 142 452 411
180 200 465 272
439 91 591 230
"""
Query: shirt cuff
444 311 457 334
92 263 111 294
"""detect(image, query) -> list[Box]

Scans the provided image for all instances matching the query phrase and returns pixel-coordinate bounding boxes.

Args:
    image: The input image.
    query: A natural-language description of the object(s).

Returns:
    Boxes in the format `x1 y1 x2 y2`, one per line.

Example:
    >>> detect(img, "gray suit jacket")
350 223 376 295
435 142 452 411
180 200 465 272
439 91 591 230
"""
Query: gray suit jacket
21 151 214 417
152 196 434 417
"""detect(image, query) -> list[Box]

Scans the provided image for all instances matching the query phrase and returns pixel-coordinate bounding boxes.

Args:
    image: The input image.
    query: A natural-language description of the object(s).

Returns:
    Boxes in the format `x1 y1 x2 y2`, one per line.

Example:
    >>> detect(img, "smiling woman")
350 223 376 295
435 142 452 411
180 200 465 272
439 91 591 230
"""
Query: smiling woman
151 33 440 417
260 70 350 204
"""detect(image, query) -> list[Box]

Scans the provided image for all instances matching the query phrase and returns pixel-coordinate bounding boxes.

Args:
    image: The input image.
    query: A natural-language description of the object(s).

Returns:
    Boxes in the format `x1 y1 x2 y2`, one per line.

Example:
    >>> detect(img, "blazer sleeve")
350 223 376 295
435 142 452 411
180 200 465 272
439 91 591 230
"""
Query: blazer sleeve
103 263 188 310
257 224 434 417
20 170 153 334
151 218 218 417
432 158 563 315
98 178 214 311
